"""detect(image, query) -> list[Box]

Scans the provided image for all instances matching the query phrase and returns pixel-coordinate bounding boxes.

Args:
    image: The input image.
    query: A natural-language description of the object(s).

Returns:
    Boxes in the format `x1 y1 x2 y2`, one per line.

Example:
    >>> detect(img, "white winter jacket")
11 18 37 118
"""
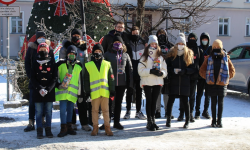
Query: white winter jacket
138 56 167 88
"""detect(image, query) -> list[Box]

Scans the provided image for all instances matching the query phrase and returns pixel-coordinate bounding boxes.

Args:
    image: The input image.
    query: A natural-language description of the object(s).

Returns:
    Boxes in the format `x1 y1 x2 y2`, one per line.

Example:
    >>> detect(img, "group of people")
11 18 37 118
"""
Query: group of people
24 21 235 139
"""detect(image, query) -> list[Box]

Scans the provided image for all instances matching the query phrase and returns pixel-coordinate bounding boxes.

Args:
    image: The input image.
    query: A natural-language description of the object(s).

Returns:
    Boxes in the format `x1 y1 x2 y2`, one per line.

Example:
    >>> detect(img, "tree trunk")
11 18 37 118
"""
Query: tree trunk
136 0 146 33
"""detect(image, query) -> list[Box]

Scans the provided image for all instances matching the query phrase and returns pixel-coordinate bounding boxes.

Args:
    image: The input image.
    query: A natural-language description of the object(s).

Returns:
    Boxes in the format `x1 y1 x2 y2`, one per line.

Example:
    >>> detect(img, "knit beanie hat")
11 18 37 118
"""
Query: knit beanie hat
188 33 198 41
113 33 124 44
212 39 223 50
71 29 82 37
175 33 186 45
36 30 46 40
37 43 49 53
148 35 158 45
92 43 104 54
66 45 78 56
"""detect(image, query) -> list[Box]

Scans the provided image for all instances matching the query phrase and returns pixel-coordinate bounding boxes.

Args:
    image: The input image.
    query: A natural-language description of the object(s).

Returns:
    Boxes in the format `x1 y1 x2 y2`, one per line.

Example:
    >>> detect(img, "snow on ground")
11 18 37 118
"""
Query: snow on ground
0 76 250 150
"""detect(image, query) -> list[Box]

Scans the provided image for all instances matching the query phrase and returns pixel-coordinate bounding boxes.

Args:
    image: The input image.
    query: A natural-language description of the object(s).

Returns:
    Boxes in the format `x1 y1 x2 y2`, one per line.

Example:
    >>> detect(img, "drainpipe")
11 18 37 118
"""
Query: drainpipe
0 3 3 56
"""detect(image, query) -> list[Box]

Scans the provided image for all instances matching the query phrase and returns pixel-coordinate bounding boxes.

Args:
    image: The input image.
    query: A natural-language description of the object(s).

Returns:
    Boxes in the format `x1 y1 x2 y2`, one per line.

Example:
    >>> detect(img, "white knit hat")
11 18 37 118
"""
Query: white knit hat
148 35 158 45
175 33 186 45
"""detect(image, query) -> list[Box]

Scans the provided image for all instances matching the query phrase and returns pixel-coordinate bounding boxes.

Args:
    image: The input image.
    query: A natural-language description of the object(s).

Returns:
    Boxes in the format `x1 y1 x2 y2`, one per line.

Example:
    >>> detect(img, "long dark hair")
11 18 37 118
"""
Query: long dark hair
140 45 163 62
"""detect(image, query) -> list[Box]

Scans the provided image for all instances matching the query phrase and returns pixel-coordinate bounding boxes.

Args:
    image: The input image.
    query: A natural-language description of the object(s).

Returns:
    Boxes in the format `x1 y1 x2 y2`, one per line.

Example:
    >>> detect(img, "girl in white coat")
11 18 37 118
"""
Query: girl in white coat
138 35 167 131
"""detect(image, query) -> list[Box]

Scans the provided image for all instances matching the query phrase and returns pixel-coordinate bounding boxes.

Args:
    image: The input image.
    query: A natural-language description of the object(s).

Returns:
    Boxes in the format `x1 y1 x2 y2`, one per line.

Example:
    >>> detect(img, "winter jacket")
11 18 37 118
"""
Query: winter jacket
101 30 132 58
59 39 89 83
199 55 235 86
25 40 55 89
129 38 145 80
103 48 133 88
31 56 57 102
138 56 167 88
186 42 204 80
156 29 174 55
166 49 195 96
56 60 85 99
84 58 115 95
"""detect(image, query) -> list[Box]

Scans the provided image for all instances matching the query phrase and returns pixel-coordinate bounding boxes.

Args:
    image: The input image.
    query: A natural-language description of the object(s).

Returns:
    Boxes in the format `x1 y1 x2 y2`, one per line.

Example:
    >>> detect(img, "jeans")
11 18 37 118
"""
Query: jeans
29 89 35 120
35 102 53 128
60 100 74 124
195 78 211 115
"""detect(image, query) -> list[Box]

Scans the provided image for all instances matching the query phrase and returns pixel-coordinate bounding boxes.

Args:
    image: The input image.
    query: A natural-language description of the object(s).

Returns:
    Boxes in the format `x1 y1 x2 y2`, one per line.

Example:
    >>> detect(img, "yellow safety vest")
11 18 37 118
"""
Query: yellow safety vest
85 60 110 100
55 63 82 103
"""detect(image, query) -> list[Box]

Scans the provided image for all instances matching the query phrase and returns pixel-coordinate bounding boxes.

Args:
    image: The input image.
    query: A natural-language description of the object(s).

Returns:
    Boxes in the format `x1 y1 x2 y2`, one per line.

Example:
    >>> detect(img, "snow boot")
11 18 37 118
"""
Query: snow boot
57 124 67 137
166 116 171 127
217 119 223 128
146 120 156 131
105 125 113 136
211 119 216 127
91 125 98 136
183 121 189 129
177 111 184 121
202 111 211 119
67 123 77 135
152 117 159 130
37 127 43 139
45 127 53 138
113 122 124 130
24 119 35 132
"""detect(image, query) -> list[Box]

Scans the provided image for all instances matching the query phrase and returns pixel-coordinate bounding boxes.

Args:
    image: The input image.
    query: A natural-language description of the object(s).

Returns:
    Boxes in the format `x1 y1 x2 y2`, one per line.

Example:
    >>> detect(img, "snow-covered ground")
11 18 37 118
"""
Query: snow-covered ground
1 76 250 150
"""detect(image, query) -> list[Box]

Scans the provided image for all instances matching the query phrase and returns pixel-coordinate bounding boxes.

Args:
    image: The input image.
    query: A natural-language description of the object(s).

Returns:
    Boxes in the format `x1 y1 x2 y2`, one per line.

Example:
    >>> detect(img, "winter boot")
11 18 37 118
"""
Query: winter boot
190 113 195 122
45 127 53 138
37 127 43 139
24 119 35 132
152 117 159 130
177 111 184 121
183 121 189 129
113 122 124 130
155 111 161 119
217 119 223 128
211 119 216 127
105 125 114 136
166 116 171 127
146 120 156 131
202 111 211 119
194 111 200 120
67 123 77 135
91 125 98 136
57 124 68 137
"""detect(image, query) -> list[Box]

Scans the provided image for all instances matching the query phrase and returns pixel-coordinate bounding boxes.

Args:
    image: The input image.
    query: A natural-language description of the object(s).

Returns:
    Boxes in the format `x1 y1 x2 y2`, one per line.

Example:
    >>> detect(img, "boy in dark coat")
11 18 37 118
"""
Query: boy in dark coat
31 43 57 139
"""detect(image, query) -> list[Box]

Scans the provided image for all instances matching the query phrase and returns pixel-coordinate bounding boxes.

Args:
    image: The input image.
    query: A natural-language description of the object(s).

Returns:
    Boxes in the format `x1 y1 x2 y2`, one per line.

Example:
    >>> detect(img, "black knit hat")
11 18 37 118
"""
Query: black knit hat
92 43 104 54
188 33 198 41
36 30 46 40
113 33 124 44
71 29 82 37
66 45 78 56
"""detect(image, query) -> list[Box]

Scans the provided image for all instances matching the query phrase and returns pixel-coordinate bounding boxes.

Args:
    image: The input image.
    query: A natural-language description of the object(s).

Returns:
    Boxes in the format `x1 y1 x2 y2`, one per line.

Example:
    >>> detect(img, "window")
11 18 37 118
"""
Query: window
220 0 231 2
246 18 250 36
218 17 230 36
228 47 243 59
180 17 192 35
243 47 250 59
11 11 24 34
246 0 250 2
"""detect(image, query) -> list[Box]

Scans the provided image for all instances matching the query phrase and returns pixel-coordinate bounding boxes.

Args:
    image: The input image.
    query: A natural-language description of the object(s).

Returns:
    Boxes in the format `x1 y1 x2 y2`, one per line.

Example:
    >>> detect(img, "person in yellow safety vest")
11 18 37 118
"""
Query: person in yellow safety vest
84 43 115 136
55 45 85 137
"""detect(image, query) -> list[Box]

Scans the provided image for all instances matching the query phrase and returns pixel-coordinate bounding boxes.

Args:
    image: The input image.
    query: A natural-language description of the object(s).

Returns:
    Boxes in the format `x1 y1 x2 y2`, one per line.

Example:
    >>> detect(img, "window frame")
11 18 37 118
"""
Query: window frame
246 17 250 36
218 17 230 36
10 11 24 34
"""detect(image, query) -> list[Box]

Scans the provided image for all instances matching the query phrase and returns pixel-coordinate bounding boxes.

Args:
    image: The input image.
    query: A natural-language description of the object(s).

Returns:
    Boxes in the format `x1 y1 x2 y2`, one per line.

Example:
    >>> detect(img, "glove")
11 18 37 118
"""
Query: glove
39 89 47 97
156 71 163 77
178 69 186 75
58 84 68 90
78 97 83 103
150 69 159 75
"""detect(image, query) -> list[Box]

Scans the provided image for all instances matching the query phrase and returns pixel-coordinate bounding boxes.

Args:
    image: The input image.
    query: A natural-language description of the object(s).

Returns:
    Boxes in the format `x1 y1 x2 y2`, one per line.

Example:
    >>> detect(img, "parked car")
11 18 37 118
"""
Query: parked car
227 42 250 95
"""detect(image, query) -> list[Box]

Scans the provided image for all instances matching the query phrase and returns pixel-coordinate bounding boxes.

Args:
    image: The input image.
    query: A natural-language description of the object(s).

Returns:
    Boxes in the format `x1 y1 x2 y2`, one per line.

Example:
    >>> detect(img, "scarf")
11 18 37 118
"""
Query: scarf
206 53 229 85
177 50 184 56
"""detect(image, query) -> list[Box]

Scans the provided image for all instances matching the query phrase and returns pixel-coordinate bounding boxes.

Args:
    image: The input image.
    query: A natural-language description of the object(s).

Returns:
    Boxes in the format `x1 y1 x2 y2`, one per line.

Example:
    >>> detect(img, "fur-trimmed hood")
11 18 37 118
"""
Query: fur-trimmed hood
28 39 51 50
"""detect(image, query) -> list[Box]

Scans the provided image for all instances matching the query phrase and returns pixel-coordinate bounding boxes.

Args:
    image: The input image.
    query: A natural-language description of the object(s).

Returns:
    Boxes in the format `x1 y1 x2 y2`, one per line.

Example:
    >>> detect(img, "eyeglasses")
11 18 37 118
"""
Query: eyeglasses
116 26 124 29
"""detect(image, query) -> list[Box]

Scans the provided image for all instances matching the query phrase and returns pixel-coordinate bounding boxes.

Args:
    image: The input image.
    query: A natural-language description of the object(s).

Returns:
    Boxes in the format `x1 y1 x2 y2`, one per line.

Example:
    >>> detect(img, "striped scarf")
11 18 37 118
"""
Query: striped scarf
206 53 229 84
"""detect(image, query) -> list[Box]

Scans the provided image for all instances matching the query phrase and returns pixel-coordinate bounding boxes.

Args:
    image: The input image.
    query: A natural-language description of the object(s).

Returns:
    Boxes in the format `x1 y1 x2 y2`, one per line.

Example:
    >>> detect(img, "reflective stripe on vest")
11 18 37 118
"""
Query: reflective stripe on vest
85 60 110 100
55 63 82 103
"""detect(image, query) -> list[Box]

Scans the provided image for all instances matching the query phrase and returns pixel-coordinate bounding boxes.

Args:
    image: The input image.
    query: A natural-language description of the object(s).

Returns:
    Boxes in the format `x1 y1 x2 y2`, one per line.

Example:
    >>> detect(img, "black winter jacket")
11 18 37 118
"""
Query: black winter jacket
25 40 55 89
166 55 195 96
101 30 132 58
31 56 57 102
103 48 133 88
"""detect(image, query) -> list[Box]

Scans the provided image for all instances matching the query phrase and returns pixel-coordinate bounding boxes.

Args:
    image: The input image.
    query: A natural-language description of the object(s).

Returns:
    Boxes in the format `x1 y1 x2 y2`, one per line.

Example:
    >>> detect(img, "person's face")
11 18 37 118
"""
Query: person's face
115 23 125 32
132 30 139 35
202 38 208 42
37 36 45 39
213 46 220 49
68 52 75 57
189 37 196 40
72 34 81 39
178 43 185 46
157 33 165 36
114 41 121 44
39 47 47 52
94 50 102 54
150 42 158 49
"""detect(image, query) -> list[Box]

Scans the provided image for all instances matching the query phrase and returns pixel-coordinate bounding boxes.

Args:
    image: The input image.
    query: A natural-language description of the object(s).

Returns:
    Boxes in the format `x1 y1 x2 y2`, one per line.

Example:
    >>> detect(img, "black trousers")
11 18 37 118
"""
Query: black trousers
195 78 211 115
180 80 197 114
211 96 224 123
72 99 89 125
167 95 190 122
126 80 142 112
114 86 126 123
144 85 161 122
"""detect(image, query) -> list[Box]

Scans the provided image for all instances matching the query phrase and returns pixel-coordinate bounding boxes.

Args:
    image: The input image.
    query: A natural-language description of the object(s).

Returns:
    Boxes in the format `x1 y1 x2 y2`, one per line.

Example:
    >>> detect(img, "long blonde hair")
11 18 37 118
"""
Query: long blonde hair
166 44 194 66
